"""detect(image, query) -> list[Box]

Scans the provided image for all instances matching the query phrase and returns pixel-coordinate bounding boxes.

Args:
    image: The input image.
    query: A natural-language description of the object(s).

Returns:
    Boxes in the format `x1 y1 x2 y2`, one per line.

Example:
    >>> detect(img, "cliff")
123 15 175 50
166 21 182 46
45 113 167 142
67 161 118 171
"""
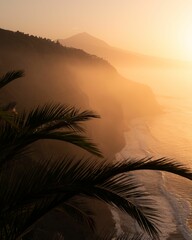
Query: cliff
0 28 161 158
0 28 162 239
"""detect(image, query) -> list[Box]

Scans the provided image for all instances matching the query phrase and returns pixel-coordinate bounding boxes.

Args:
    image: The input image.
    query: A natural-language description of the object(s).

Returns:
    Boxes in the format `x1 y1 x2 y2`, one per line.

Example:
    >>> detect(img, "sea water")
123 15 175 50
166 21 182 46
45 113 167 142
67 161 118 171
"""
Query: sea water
114 66 192 239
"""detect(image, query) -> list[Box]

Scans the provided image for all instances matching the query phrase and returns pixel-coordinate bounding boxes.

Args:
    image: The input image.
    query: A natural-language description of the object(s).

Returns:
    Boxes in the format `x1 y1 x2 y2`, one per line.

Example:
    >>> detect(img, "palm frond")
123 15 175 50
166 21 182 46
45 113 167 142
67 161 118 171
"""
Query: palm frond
0 157 164 239
0 105 102 166
52 232 65 240
0 109 13 122
80 185 160 239
0 70 24 89
125 233 146 240
95 229 145 240
85 157 192 185
126 157 192 180
56 201 95 231
17 103 100 132
0 131 102 166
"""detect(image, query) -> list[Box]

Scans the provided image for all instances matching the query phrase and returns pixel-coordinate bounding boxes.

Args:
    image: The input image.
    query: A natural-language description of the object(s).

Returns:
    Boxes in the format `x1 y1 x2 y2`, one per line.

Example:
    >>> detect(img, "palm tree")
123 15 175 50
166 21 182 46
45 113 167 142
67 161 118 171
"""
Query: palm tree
0 71 191 240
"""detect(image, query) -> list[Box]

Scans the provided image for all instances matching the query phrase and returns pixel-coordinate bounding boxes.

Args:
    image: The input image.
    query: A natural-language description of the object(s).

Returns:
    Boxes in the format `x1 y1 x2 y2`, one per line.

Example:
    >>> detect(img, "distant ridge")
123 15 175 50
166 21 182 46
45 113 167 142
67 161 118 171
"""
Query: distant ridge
59 32 191 68
61 32 110 48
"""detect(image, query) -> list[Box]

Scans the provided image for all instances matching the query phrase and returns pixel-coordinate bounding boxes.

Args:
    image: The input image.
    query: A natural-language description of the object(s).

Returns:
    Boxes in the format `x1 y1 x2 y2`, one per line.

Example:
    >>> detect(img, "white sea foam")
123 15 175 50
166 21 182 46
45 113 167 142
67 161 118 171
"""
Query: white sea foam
115 117 192 239
111 207 124 238
160 172 192 239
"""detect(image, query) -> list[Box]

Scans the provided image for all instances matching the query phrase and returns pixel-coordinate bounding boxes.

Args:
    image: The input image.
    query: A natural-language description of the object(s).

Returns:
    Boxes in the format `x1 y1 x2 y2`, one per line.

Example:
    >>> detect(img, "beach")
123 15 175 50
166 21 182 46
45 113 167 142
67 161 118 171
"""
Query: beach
114 114 192 239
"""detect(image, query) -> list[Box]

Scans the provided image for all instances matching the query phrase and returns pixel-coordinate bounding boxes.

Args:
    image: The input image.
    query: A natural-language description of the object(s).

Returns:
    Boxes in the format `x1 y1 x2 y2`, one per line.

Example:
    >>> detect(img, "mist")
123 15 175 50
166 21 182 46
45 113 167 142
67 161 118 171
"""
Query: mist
0 29 162 159
118 66 192 98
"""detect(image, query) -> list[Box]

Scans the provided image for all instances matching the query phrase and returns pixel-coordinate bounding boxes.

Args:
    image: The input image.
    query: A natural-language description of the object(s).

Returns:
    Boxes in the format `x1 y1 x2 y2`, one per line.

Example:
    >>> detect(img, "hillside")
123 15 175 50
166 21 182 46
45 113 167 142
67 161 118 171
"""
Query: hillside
59 32 191 68
0 28 161 158
0 27 162 239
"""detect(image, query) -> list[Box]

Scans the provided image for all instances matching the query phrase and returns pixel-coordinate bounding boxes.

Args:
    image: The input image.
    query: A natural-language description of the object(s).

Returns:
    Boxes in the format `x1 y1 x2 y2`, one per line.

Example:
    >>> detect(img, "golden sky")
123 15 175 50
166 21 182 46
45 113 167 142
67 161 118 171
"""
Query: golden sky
1 0 192 60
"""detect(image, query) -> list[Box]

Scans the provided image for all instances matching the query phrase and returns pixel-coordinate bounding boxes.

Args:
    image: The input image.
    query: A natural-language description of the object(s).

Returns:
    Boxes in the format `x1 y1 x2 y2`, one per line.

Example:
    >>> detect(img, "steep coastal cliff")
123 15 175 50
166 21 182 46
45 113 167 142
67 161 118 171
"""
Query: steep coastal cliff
0 28 161 157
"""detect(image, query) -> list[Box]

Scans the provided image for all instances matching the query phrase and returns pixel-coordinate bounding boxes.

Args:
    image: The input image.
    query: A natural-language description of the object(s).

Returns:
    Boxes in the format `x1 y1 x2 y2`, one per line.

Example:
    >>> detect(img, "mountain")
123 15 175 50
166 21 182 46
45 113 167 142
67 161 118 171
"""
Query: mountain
0 28 161 157
0 27 162 239
62 32 110 49
59 32 190 68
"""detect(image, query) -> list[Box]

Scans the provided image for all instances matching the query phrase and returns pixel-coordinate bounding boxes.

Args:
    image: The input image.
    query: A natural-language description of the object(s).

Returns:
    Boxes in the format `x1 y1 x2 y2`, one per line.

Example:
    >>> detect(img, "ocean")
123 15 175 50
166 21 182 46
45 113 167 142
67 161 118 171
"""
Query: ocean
114 67 192 239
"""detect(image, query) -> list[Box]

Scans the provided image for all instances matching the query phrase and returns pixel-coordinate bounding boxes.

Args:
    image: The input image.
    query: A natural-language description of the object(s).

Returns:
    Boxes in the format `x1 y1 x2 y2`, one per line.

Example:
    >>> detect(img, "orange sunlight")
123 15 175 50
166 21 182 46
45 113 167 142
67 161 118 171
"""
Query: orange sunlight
180 25 192 60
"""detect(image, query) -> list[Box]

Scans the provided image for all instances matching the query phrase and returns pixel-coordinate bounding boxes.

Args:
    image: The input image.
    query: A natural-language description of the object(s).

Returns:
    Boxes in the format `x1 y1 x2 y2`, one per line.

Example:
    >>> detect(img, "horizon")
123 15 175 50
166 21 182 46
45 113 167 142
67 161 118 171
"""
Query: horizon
1 0 192 61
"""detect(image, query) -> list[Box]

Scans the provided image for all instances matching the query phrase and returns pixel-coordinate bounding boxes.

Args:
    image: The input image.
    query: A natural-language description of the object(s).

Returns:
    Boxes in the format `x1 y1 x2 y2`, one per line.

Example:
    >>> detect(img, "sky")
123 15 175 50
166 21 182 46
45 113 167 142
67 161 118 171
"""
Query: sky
1 0 192 60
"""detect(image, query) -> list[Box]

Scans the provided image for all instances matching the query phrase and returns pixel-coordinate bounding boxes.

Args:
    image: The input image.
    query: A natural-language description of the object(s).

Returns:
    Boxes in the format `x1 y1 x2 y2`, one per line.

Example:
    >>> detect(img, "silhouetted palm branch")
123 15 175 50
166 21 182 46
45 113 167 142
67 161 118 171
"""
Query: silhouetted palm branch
16 103 100 132
86 157 192 184
101 233 145 240
0 109 13 123
0 103 102 167
57 200 95 231
0 70 24 89
0 157 191 239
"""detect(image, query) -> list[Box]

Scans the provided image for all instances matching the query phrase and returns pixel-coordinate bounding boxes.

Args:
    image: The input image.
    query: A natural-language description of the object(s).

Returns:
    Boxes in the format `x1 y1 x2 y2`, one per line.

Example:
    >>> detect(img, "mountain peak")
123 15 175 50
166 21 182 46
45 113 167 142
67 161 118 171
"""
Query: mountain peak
59 32 110 49
75 32 92 37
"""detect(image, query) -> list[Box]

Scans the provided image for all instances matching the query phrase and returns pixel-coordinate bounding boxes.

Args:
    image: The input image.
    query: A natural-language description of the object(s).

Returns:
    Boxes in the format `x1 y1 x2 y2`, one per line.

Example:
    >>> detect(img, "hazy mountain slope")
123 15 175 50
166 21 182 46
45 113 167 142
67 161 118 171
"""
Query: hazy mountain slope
59 32 190 68
0 27 161 239
0 28 161 157
61 32 110 49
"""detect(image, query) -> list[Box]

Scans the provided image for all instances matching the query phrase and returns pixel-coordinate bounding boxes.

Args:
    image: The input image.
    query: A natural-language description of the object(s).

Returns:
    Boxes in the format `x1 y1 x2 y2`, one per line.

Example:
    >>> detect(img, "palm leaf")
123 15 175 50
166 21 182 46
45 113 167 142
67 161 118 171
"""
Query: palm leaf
3 157 189 239
80 185 160 239
94 229 145 240
52 233 65 240
0 131 102 165
86 157 192 184
0 109 13 123
0 70 24 89
0 104 102 166
17 103 100 132
56 201 95 231
103 233 145 240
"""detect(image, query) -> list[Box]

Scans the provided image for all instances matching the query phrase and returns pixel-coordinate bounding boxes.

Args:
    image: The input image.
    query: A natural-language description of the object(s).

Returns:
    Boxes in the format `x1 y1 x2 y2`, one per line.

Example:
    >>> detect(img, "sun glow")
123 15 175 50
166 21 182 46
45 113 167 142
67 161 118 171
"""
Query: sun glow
178 21 192 60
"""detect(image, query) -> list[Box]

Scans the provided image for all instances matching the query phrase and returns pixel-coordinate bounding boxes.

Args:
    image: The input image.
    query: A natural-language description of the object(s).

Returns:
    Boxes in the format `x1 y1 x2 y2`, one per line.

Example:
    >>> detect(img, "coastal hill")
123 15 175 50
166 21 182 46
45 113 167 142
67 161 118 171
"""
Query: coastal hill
59 32 191 68
0 28 161 158
0 27 161 238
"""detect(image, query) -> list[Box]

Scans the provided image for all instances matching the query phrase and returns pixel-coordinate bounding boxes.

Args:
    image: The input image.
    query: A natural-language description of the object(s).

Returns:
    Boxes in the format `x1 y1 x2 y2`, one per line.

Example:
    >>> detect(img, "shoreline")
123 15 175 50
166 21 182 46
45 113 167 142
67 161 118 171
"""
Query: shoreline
160 172 192 239
115 117 192 239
